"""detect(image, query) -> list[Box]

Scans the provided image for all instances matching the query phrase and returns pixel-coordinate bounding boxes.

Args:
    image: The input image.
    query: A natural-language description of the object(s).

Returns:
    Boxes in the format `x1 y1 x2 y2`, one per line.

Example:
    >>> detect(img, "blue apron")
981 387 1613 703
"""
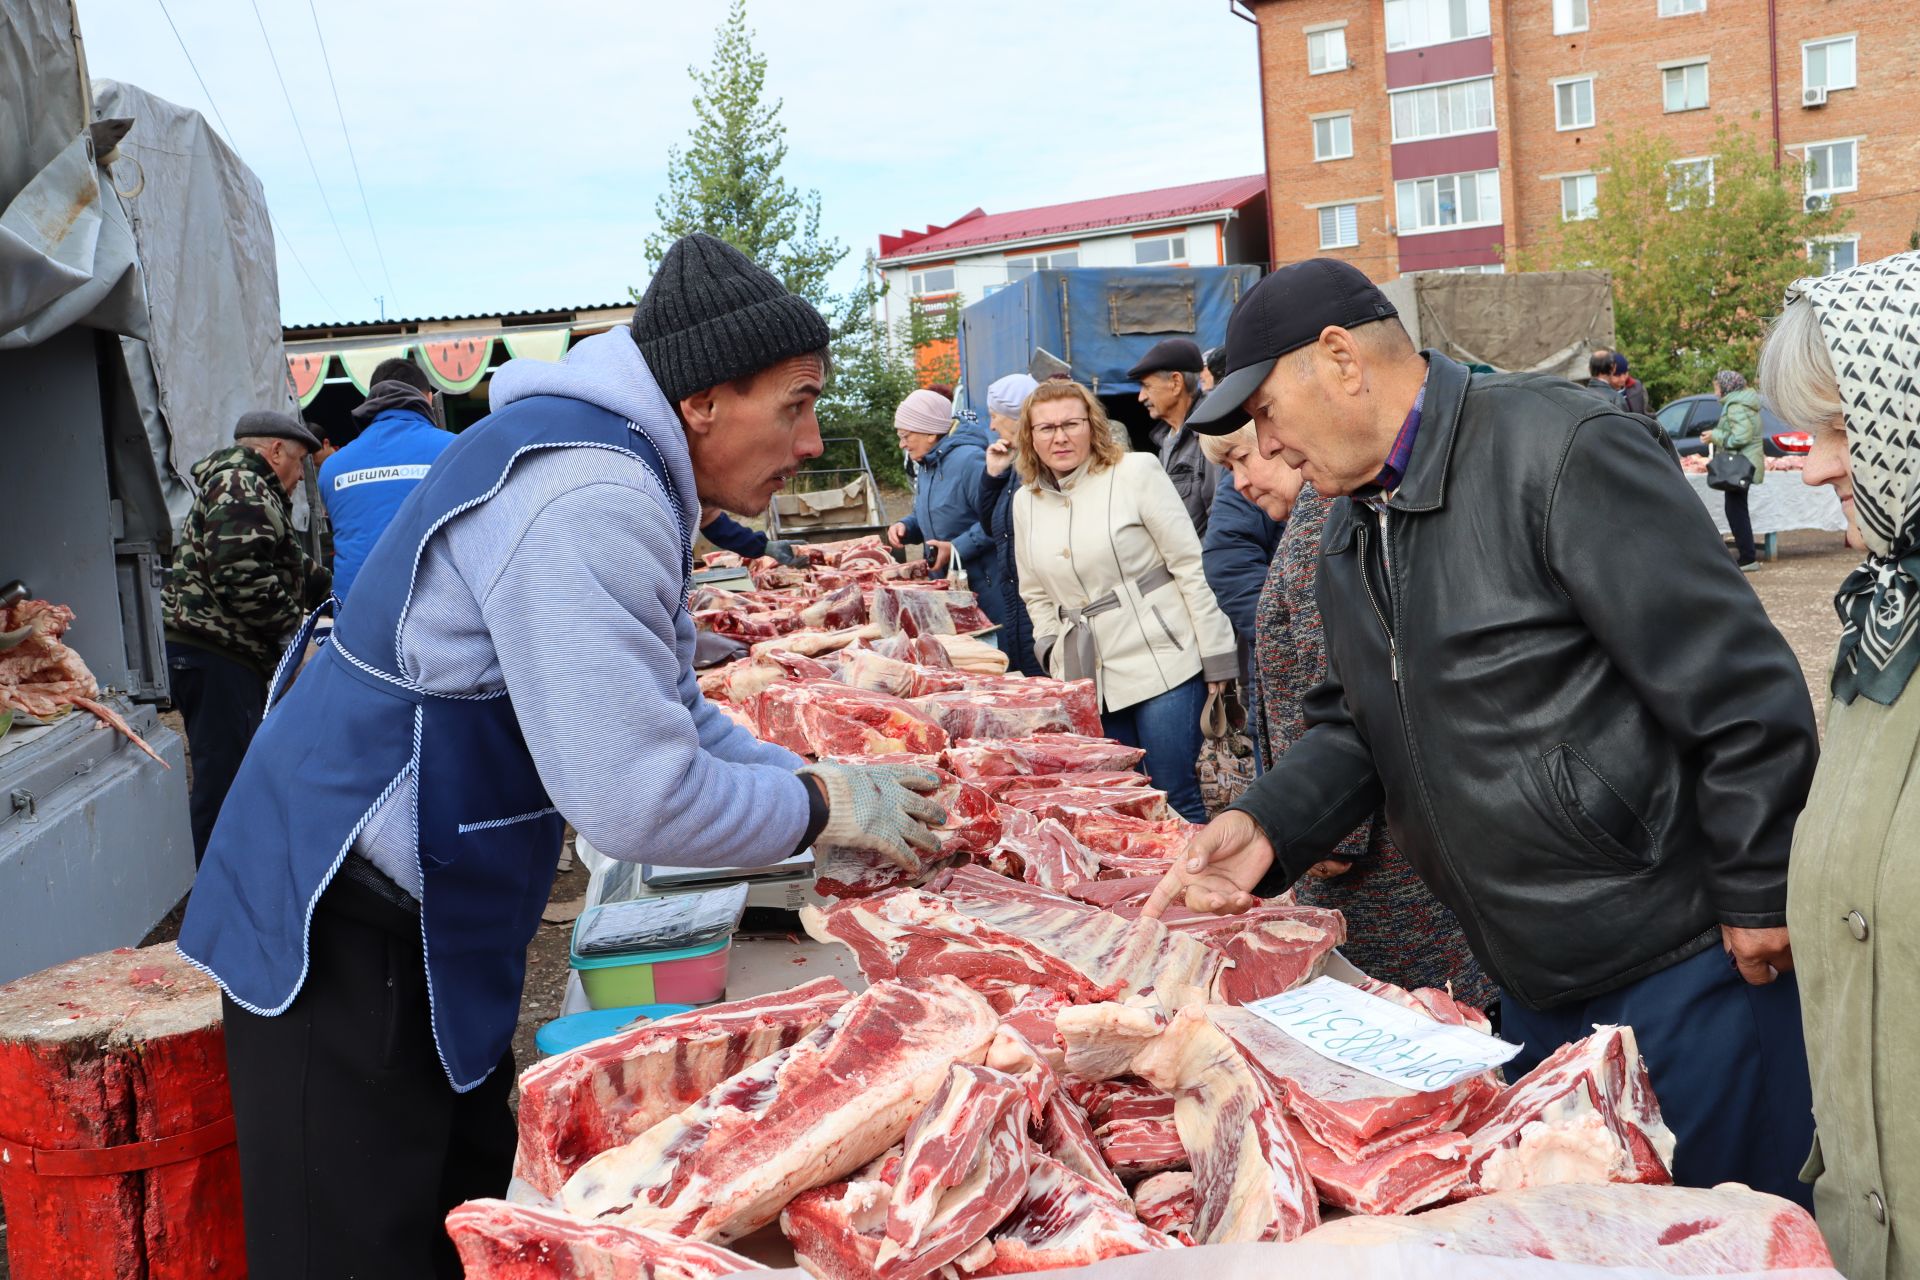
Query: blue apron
179 395 688 1091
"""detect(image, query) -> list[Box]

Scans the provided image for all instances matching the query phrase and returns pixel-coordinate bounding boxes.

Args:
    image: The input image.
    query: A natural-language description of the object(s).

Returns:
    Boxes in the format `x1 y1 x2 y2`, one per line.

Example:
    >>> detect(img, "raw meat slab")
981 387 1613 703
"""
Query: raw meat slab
1303 1182 1834 1273
942 735 1145 779
1288 1120 1471 1215
445 1200 762 1278
878 1064 1031 1280
956 1153 1178 1275
513 978 852 1197
560 977 997 1242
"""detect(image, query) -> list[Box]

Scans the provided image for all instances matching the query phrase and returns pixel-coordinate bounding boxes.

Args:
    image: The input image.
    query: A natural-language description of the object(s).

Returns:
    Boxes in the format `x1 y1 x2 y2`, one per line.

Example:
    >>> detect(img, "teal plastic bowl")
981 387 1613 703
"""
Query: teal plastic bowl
534 1003 695 1057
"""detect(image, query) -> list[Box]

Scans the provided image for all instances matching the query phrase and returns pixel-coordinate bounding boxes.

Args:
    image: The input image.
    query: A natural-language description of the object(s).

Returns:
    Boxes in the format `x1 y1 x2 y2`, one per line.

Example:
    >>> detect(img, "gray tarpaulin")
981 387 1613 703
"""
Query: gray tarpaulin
0 0 293 529
1383 271 1617 380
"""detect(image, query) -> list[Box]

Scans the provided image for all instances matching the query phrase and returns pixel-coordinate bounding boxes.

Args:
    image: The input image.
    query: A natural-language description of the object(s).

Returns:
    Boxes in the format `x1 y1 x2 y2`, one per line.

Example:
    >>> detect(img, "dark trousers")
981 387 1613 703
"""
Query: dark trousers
166 641 267 863
1500 942 1814 1209
222 875 516 1279
1103 673 1209 823
1725 487 1758 565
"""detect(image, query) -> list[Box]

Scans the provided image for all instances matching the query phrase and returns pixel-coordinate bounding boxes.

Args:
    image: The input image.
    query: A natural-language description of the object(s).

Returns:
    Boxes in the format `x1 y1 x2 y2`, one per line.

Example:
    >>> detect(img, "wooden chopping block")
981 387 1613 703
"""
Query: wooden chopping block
0 942 243 1279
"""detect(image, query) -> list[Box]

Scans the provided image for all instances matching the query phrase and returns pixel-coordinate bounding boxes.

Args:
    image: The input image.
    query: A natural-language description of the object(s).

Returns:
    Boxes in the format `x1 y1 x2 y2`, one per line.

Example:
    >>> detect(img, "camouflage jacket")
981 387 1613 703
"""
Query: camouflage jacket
164 445 329 673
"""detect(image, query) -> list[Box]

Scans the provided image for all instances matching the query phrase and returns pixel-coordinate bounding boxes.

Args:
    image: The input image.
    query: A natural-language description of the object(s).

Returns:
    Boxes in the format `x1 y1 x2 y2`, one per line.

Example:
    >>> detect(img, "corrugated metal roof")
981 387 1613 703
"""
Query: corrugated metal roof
283 302 632 335
878 175 1267 264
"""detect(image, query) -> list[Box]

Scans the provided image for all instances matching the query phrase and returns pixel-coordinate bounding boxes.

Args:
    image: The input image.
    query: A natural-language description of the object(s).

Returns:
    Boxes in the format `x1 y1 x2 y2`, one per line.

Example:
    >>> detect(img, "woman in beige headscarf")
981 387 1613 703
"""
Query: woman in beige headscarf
1759 250 1920 1280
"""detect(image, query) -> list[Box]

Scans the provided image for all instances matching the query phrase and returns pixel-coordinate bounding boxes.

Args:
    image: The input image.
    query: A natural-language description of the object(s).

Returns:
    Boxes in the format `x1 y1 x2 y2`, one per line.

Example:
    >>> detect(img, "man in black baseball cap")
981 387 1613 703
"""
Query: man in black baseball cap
1127 337 1219 533
1149 258 1821 1211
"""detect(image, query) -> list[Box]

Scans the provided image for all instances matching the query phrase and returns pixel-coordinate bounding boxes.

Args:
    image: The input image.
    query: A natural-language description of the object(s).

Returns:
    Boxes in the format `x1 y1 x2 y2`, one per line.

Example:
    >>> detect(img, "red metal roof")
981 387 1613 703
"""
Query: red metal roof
878 175 1267 263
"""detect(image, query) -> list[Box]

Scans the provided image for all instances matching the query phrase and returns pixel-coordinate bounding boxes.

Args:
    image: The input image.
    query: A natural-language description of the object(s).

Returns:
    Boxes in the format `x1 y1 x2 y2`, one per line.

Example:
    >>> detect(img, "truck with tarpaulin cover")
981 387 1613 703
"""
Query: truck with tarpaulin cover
955 265 1260 448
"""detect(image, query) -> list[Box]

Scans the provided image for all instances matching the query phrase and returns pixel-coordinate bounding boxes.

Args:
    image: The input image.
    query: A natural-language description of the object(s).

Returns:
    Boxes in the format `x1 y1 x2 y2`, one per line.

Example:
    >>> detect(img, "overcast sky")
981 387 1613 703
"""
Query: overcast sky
78 1 1268 326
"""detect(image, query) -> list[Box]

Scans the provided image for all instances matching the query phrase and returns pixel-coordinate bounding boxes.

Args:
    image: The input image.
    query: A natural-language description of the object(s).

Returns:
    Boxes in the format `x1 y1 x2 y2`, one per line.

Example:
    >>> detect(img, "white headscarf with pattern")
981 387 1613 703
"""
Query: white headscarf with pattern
1784 250 1920 704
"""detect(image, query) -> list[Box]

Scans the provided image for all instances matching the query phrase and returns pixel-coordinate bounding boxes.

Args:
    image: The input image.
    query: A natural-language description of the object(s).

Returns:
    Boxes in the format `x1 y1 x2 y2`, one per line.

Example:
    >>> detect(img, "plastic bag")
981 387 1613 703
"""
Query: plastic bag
573 883 748 956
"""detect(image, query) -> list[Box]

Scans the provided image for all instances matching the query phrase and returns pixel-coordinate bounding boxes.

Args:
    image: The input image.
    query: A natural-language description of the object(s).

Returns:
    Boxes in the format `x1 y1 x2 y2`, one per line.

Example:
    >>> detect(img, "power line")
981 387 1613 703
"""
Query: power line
245 0 378 304
151 0 342 318
304 0 399 311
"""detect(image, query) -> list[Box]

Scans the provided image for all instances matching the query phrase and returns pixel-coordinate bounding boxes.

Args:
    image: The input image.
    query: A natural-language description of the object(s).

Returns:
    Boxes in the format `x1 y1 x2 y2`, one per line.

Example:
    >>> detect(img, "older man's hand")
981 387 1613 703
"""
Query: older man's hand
1722 925 1793 985
1139 810 1275 920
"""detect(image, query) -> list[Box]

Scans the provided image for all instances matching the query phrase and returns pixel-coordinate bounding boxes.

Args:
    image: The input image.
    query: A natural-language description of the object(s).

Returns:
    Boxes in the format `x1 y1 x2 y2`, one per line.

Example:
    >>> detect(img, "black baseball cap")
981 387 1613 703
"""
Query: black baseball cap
1125 337 1203 382
1188 259 1400 433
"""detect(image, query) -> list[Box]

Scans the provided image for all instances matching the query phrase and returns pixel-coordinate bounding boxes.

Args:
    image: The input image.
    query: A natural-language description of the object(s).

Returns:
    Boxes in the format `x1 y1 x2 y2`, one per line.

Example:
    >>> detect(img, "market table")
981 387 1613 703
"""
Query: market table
1684 470 1847 559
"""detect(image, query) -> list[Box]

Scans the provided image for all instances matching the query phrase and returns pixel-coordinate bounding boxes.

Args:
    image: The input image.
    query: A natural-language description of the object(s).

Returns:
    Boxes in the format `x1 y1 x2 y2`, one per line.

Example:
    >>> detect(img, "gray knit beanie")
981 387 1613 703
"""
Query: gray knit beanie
631 232 832 406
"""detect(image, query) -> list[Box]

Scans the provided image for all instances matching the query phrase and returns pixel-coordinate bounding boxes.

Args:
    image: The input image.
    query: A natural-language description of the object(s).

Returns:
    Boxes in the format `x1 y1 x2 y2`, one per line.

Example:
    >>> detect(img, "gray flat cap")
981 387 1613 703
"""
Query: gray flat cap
234 410 322 451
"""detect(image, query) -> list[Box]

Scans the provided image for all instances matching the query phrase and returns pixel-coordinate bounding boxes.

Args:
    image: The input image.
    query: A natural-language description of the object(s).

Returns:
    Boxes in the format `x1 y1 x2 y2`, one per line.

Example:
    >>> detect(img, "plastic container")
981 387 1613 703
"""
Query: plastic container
534 1003 693 1057
569 929 733 1009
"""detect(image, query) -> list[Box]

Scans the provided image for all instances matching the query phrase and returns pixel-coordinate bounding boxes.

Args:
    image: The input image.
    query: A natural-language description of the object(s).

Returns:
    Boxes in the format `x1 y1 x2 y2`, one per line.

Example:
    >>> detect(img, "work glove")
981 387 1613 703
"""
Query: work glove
766 539 805 567
797 762 948 871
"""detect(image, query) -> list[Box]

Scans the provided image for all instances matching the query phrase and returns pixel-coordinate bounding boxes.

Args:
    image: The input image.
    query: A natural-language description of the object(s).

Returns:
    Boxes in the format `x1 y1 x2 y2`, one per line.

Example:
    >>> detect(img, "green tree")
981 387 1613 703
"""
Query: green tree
815 256 919 486
641 0 845 304
1542 122 1848 407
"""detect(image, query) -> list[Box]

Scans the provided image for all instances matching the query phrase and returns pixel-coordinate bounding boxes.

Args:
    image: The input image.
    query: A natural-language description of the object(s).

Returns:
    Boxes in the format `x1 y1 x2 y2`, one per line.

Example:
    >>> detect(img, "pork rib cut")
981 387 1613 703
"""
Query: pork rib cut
1287 1119 1471 1215
1461 1023 1676 1196
955 1153 1178 1275
941 734 1144 779
1130 1171 1196 1244
560 976 997 1242
1303 1182 1835 1273
1128 1005 1319 1244
445 1200 763 1279
782 1152 900 1280
877 1064 1031 1280
514 978 851 1197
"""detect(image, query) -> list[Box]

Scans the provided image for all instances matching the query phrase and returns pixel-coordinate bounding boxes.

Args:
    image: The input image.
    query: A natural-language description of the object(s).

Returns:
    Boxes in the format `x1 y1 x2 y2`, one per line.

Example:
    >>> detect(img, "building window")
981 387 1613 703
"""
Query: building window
1005 251 1077 282
1395 169 1501 234
1384 0 1490 52
1803 37 1858 92
1389 77 1496 143
1808 237 1859 275
1561 173 1599 221
909 266 956 296
1132 236 1187 266
1662 61 1709 112
1553 0 1589 33
1658 0 1704 15
1554 77 1595 130
1804 140 1858 198
1667 157 1715 208
1313 114 1354 160
1308 26 1348 74
1318 204 1360 249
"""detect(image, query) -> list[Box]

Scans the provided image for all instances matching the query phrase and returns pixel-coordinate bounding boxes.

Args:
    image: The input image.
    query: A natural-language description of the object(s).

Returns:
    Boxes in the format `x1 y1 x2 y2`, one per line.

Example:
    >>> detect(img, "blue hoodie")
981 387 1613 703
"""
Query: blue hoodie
346 330 812 898
319 406 454 602
900 422 993 586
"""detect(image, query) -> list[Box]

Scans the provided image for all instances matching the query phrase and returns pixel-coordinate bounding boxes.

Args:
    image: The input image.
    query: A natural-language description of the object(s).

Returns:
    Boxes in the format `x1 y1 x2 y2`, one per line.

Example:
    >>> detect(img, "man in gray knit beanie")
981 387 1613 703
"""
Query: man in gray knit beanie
185 230 948 1279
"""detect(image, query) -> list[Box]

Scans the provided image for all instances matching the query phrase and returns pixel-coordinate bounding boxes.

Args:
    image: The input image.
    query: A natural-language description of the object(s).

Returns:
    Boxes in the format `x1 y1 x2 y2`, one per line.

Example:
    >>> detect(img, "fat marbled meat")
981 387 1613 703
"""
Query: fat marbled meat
560 977 997 1243
445 1200 763 1279
1303 1182 1834 1273
512 978 852 1198
877 1064 1032 1280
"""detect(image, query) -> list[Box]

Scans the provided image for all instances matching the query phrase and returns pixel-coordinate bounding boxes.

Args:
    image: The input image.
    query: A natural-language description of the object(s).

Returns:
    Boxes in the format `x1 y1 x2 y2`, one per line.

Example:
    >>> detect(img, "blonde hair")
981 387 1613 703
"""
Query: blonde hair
1014 381 1128 484
1757 297 1844 433
1198 421 1256 467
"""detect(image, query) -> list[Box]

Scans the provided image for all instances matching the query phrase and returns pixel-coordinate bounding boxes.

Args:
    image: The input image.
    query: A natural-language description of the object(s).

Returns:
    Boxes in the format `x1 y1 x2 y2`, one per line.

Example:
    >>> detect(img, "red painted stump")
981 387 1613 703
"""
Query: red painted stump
0 943 243 1278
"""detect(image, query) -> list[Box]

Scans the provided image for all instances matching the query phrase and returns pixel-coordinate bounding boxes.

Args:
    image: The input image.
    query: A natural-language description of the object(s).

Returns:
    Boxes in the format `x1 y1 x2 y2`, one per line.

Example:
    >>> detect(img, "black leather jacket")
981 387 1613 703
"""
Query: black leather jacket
1235 354 1817 1010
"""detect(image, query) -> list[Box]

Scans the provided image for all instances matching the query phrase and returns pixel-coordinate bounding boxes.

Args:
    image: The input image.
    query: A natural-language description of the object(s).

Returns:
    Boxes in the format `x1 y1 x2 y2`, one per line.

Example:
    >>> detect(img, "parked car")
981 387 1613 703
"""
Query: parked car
1653 394 1811 457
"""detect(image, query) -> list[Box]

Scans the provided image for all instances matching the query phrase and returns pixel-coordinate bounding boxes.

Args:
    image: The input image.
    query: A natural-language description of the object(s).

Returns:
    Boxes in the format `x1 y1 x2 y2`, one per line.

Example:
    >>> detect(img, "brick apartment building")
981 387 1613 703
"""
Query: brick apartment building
1243 0 1920 278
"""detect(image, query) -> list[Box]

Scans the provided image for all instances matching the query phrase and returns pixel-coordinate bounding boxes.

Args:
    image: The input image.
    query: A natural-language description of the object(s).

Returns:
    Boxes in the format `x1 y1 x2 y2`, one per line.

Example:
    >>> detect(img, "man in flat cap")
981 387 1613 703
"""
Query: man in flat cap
1129 336 1221 535
180 233 947 1278
163 410 329 861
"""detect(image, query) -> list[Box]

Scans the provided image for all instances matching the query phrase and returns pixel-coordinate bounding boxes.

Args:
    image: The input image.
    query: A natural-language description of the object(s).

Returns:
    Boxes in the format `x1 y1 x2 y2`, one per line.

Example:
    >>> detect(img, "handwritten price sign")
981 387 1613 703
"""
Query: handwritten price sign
1246 977 1522 1092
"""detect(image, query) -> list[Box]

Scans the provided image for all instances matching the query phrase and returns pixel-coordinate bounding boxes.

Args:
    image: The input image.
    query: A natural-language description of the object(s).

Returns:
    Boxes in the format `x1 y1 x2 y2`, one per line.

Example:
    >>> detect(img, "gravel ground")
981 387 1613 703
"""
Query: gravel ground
0 515 1853 1280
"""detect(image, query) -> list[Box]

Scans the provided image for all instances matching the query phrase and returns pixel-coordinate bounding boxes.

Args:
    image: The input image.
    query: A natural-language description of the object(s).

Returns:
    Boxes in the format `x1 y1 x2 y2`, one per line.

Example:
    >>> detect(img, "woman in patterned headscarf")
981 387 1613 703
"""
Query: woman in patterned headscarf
1759 250 1920 1280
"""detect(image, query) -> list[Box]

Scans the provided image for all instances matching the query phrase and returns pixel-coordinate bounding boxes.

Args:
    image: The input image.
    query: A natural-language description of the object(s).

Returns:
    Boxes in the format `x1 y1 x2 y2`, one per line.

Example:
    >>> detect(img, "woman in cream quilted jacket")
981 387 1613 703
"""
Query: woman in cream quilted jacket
1012 380 1237 822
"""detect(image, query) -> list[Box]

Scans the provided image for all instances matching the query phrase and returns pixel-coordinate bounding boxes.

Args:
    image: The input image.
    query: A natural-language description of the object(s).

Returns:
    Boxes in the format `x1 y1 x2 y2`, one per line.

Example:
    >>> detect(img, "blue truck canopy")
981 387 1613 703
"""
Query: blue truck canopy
955 265 1261 422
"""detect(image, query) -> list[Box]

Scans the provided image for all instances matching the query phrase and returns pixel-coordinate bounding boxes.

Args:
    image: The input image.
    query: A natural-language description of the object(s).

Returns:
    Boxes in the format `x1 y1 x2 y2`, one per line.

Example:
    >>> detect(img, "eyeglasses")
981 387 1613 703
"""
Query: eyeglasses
1031 418 1090 439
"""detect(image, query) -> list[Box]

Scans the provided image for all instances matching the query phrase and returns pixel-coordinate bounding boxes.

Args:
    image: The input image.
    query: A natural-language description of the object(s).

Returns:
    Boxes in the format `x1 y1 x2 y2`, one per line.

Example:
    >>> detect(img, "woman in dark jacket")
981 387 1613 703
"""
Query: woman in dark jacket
973 373 1043 675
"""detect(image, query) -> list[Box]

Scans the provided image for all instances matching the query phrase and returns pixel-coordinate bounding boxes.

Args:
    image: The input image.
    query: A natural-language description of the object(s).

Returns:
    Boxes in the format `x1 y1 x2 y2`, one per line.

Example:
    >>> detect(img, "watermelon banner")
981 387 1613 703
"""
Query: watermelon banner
502 329 570 363
418 336 496 394
339 343 415 394
285 352 330 407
